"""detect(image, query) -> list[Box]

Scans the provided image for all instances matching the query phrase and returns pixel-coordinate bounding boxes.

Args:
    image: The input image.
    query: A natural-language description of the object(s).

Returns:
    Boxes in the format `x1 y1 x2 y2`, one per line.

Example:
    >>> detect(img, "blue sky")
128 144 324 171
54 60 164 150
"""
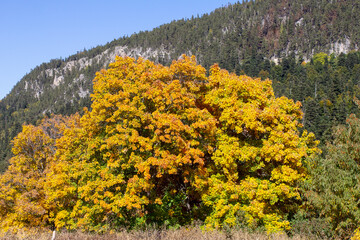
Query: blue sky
0 0 240 99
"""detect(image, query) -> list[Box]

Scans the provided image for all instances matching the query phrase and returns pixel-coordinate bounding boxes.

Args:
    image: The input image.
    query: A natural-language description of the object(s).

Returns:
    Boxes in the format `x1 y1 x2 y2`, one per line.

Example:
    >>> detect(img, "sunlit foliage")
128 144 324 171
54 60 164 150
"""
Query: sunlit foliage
46 56 217 231
197 64 319 233
0 114 80 232
0 56 318 234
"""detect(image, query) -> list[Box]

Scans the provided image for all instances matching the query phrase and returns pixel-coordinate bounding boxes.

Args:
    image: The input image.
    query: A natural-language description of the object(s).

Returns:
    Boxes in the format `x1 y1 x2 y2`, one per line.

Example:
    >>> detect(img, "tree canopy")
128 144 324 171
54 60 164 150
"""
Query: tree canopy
0 56 318 234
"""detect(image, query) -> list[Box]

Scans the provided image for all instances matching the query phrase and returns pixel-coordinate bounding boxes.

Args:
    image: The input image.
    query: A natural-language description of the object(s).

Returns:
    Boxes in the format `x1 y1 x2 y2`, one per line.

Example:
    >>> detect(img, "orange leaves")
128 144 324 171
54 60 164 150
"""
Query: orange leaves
0 114 80 232
169 55 207 92
42 55 218 230
0 55 319 233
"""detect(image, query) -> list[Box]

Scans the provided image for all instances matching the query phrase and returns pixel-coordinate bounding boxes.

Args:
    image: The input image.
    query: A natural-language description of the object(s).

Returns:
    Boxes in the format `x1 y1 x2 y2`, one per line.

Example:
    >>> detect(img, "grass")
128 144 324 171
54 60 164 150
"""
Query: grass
0 226 312 240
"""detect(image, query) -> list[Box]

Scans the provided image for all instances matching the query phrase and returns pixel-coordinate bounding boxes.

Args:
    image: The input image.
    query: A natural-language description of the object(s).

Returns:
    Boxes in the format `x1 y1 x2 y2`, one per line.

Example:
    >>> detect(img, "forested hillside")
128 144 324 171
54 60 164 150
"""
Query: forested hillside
1 0 360 170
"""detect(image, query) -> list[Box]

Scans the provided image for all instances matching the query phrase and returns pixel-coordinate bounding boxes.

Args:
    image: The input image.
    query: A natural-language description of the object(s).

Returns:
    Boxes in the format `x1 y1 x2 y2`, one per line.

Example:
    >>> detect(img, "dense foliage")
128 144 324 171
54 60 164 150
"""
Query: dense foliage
0 56 318 234
304 113 360 239
0 115 80 230
198 63 319 232
1 0 360 170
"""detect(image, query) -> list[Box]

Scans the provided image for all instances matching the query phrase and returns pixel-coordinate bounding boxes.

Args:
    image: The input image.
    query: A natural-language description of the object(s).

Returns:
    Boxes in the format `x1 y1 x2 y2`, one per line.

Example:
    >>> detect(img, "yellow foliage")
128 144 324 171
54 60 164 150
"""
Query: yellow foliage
0 55 319 233
43 55 217 231
198 64 319 233
0 114 80 232
352 227 360 240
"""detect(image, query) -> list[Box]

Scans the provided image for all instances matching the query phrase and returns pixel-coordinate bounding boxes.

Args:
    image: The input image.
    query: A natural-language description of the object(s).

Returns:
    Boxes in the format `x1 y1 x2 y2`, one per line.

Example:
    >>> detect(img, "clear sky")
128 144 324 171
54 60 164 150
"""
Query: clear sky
0 0 240 99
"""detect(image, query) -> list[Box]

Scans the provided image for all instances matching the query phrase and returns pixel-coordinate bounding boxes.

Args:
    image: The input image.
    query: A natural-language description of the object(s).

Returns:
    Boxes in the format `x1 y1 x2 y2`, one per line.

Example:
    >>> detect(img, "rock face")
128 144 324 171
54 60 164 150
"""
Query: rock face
329 38 358 55
22 45 173 103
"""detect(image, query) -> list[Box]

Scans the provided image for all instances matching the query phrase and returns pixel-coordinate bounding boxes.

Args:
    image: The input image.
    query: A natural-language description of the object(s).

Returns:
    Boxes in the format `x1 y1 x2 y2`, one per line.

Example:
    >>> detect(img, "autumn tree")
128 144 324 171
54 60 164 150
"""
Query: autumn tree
1 56 318 234
0 114 80 232
197 64 319 233
46 56 217 231
47 56 318 233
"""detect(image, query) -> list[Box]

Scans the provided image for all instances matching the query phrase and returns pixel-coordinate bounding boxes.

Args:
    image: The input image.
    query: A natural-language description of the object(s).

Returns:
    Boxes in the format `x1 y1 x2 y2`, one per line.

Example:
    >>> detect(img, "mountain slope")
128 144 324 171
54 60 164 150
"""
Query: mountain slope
1 0 360 170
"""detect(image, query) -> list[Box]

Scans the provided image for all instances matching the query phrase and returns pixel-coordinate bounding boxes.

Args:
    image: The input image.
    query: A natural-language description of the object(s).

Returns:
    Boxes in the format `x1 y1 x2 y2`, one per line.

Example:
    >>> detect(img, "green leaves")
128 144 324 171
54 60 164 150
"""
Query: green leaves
304 114 360 239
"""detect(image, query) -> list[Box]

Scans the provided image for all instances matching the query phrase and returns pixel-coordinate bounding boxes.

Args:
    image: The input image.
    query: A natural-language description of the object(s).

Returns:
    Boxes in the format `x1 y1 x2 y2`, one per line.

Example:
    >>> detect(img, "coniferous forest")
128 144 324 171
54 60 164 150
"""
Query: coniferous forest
2 0 360 239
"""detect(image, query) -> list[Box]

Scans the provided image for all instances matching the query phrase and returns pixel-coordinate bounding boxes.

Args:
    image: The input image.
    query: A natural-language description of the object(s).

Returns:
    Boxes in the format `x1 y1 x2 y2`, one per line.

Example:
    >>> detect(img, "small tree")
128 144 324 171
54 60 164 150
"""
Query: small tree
305 114 360 239
0 115 80 232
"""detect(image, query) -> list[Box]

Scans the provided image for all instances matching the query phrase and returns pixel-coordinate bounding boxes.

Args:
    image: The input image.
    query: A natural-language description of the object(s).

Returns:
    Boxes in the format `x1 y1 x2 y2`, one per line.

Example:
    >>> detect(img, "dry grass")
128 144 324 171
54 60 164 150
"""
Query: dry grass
0 227 311 240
